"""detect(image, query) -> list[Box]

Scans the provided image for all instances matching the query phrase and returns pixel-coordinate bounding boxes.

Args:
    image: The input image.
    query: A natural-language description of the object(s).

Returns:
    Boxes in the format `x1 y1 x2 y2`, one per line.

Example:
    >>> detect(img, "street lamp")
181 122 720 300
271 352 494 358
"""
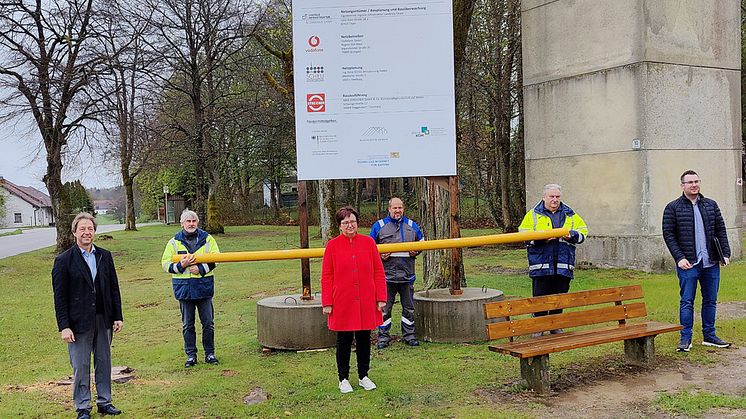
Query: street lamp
163 185 169 224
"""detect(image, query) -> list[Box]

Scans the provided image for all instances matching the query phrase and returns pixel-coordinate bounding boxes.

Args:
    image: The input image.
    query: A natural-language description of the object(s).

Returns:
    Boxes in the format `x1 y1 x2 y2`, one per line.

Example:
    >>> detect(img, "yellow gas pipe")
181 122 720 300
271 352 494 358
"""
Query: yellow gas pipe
171 228 570 264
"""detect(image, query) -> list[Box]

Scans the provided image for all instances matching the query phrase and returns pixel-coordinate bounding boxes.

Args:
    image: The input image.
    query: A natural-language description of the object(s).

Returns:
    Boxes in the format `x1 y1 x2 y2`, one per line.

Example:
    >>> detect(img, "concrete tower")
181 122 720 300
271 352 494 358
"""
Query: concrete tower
521 0 742 270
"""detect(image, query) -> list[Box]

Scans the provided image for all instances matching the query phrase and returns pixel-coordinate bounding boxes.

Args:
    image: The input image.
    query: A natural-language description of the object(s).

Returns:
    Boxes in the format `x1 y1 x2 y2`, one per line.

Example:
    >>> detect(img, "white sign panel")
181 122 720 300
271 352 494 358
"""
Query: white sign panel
292 1 456 180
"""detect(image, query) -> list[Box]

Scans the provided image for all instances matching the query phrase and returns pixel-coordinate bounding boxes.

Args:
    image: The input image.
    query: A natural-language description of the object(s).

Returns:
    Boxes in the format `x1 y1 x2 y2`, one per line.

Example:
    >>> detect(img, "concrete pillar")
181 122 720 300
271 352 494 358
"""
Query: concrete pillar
522 0 742 271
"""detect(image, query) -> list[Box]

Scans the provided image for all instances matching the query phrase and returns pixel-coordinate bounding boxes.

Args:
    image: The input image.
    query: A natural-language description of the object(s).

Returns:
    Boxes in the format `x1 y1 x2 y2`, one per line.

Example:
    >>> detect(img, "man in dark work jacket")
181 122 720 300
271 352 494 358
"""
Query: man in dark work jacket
52 213 124 419
662 170 731 353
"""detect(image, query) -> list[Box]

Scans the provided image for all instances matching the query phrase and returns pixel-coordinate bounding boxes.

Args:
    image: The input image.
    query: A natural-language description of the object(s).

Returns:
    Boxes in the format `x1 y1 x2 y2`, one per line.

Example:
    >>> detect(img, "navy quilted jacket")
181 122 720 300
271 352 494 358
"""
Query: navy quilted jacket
662 194 730 264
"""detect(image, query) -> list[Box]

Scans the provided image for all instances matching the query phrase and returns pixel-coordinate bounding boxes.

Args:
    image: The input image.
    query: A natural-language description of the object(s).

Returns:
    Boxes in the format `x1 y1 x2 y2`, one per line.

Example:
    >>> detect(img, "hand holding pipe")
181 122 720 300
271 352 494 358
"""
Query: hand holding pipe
171 228 570 264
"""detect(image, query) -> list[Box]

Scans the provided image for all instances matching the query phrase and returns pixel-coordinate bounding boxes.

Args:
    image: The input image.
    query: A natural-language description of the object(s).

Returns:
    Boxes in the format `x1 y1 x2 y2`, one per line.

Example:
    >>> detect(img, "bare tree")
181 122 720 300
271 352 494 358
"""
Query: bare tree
465 0 524 232
90 0 157 230
141 0 254 230
0 0 106 251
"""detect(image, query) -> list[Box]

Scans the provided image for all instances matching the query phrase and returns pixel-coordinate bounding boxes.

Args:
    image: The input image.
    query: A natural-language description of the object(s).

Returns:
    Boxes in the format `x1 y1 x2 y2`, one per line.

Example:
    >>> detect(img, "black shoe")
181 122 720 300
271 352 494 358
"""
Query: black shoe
702 336 731 348
376 342 388 350
76 409 91 419
97 404 122 415
549 328 564 335
185 357 197 368
676 338 692 352
205 354 219 364
405 339 420 347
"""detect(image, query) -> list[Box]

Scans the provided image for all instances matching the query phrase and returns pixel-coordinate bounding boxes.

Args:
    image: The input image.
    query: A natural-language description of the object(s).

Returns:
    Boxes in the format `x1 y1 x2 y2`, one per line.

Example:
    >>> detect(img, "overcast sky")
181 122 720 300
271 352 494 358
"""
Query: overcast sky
0 121 120 194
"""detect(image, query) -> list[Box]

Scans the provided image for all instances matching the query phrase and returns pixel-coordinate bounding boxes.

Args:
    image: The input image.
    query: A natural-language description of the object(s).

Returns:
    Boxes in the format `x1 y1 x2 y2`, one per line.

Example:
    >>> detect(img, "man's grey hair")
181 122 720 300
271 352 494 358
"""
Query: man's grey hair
180 209 199 223
71 212 97 233
543 184 562 194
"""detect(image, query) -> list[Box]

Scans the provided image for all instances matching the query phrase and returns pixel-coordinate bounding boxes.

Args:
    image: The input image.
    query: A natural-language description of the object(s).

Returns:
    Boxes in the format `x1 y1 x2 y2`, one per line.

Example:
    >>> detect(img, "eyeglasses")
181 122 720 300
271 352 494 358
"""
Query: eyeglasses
340 220 357 226
682 180 701 185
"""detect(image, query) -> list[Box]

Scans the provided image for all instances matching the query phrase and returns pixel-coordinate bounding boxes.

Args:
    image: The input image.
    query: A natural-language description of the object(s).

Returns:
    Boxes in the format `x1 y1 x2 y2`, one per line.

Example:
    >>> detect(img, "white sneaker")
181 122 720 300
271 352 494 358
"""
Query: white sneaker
339 379 353 393
358 376 377 391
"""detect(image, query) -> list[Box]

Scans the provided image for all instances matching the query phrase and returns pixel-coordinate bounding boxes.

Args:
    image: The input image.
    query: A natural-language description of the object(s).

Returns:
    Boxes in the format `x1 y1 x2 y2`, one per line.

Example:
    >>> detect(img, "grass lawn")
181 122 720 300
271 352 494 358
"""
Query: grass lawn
95 214 121 225
0 225 743 418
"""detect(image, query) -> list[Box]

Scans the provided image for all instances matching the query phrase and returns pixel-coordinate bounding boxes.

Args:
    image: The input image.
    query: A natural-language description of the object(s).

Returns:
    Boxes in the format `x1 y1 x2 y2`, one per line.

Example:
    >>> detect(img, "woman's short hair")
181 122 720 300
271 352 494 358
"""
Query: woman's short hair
180 209 199 223
71 212 97 233
335 206 359 225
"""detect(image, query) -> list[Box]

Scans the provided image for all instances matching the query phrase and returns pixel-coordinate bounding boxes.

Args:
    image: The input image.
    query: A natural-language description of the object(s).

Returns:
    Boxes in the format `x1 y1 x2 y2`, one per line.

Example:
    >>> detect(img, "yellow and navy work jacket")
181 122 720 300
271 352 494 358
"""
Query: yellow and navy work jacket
518 201 588 279
160 229 219 300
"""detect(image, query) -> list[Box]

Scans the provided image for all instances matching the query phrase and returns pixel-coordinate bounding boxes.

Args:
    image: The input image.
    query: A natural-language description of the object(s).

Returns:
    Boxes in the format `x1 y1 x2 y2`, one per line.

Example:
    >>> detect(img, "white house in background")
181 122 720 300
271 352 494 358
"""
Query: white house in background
94 200 115 215
0 177 54 227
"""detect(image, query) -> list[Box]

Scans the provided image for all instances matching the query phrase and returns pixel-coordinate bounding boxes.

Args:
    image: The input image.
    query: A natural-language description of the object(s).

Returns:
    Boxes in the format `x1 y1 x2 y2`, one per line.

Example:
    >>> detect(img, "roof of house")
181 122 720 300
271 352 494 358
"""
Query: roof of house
0 177 52 208
94 200 115 209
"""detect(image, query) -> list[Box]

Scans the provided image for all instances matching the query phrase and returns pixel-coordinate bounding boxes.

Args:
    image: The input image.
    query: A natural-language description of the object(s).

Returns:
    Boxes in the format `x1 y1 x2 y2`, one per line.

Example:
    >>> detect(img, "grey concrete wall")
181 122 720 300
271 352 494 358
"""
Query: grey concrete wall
522 0 742 271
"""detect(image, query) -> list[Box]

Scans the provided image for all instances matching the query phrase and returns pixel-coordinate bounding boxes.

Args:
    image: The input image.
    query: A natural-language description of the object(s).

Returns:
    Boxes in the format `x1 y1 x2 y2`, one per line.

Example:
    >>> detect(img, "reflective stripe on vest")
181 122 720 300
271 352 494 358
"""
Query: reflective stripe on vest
529 263 573 271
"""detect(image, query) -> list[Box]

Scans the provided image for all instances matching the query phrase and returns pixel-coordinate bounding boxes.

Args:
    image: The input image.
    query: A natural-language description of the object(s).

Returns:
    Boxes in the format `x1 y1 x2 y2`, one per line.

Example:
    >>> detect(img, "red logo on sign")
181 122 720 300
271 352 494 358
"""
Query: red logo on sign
308 36 320 47
307 93 325 112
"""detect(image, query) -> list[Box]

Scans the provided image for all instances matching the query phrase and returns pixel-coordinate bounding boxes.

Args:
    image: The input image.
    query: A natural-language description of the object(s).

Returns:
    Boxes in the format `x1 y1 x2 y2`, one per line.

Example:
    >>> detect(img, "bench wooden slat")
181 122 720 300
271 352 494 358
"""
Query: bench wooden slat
485 302 647 340
483 285 644 319
488 321 682 358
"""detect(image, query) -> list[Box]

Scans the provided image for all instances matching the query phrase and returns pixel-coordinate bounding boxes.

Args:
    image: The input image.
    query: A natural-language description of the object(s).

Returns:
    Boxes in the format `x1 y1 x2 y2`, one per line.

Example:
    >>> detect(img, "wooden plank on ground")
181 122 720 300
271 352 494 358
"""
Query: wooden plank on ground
484 285 644 319
485 302 647 340
488 322 682 358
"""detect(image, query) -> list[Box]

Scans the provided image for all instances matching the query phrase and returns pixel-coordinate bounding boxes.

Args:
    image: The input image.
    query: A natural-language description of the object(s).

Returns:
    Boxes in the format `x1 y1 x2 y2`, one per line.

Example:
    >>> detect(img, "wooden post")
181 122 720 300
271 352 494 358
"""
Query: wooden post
299 181 312 300
449 176 463 295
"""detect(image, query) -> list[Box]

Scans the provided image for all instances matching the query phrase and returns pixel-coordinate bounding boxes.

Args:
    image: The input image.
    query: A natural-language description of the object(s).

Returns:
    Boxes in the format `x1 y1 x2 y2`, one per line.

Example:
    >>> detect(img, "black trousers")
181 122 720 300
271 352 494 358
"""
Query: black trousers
532 275 571 316
336 330 371 381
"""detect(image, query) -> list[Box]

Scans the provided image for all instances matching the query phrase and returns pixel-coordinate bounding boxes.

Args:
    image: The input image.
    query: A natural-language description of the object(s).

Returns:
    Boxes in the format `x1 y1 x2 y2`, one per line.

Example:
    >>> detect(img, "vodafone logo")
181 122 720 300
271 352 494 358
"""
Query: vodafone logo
307 93 326 112
308 36 320 47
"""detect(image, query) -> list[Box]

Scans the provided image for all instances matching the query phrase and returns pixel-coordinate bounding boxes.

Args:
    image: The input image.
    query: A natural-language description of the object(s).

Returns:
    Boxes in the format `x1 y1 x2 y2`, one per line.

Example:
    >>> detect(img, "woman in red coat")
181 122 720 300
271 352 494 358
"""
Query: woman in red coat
321 206 387 394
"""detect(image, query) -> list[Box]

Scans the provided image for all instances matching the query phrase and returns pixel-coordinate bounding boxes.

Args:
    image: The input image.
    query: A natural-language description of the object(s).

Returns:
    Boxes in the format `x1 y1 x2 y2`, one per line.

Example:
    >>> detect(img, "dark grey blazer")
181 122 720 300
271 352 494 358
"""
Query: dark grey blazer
52 245 123 334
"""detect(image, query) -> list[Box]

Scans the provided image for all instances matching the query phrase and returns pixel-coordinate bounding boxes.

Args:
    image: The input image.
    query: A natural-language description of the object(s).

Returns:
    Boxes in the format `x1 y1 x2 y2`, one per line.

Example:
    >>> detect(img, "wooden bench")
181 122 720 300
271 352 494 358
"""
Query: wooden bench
483 285 682 393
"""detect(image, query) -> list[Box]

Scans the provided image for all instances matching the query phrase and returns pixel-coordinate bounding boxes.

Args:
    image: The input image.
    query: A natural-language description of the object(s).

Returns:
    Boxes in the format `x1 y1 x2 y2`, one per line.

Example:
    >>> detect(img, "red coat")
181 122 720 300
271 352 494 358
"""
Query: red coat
321 234 387 331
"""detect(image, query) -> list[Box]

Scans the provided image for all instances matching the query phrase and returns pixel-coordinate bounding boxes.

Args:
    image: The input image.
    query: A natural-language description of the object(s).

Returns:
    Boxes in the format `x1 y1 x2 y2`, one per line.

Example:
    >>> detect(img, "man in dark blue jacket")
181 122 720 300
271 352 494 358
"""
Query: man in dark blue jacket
663 170 731 352
370 197 424 348
52 213 124 419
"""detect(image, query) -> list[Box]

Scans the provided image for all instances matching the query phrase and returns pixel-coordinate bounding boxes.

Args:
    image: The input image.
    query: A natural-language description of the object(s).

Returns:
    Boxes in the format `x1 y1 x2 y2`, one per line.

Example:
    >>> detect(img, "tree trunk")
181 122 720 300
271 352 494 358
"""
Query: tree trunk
205 186 224 234
418 178 465 289
318 179 337 244
45 137 74 252
122 175 137 231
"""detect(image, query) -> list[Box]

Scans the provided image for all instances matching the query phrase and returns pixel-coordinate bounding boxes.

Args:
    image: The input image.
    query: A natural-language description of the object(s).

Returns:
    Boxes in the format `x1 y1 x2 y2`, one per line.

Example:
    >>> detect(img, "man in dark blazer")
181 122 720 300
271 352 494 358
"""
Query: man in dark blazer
52 213 124 419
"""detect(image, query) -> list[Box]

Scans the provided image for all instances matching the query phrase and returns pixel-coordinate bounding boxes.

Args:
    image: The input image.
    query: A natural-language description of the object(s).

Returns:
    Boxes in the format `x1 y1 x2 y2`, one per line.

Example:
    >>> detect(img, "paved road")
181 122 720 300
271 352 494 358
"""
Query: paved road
0 223 161 259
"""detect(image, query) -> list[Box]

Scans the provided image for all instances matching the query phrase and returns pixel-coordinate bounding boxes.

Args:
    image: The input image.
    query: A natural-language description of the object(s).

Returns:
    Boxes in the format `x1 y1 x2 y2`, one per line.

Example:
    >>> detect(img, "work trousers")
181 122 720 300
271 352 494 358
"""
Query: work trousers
531 275 571 316
378 282 416 344
179 298 215 358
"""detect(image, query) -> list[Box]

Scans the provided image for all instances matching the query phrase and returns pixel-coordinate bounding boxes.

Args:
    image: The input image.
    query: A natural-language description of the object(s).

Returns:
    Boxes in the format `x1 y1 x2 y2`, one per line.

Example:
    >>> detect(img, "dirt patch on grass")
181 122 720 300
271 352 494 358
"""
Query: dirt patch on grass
5 382 70 407
714 302 746 320
476 346 746 418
